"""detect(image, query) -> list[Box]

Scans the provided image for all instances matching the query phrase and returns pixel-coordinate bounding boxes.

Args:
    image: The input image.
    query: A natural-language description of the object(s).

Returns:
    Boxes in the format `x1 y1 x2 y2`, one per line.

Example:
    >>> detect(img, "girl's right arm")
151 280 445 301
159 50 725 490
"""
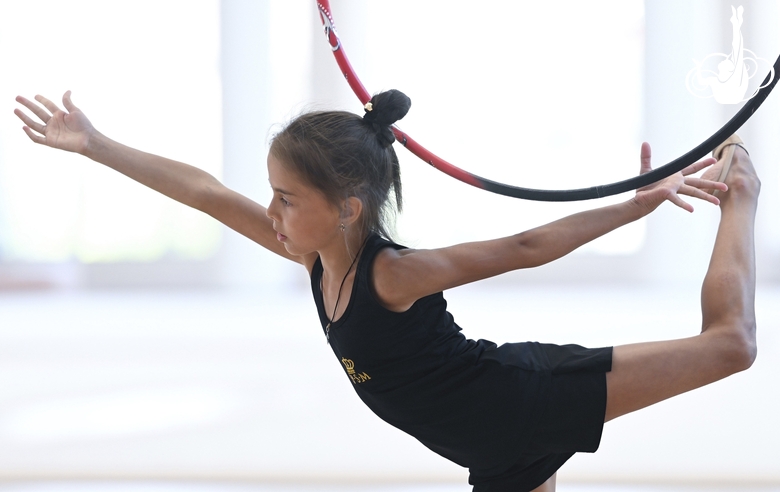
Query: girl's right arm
371 143 726 312
15 92 301 264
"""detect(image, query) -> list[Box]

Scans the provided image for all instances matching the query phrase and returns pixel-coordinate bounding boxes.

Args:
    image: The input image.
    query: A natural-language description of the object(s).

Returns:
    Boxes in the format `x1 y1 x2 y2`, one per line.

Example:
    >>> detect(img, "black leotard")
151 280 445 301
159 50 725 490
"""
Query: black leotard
310 234 611 491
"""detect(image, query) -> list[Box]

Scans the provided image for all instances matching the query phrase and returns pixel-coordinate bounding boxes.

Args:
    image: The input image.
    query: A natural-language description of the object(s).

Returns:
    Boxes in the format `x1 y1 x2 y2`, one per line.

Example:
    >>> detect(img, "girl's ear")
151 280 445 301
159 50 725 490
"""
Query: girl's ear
341 196 363 227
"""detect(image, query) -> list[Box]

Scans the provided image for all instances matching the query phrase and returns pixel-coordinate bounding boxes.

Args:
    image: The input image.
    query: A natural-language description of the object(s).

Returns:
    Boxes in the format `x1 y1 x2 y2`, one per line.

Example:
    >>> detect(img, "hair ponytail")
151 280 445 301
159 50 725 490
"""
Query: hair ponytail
362 89 412 148
270 89 411 239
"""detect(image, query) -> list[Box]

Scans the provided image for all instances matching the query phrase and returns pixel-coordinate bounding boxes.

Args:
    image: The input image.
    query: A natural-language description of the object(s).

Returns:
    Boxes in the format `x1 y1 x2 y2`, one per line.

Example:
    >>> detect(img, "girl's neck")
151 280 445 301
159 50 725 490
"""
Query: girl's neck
319 229 370 282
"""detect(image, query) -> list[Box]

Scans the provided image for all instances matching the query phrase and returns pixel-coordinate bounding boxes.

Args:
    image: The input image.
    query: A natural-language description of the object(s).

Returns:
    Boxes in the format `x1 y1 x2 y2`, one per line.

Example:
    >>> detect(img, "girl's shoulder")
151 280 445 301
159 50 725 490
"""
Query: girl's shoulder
370 244 421 313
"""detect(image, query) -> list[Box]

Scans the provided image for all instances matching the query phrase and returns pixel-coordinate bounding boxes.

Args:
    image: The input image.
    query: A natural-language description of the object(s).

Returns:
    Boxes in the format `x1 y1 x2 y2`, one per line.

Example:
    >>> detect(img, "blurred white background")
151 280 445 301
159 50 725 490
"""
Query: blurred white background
0 0 779 490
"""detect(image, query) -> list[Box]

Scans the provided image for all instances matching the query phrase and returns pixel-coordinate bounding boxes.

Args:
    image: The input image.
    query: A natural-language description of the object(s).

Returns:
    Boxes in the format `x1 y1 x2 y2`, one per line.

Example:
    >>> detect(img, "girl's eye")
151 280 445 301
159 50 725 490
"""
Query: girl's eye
280 197 291 206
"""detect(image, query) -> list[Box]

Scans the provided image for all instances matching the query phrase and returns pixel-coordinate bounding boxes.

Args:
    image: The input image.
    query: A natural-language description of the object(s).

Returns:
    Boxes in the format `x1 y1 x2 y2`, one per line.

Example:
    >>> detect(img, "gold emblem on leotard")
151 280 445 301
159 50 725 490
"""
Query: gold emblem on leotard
341 358 371 384
341 357 356 374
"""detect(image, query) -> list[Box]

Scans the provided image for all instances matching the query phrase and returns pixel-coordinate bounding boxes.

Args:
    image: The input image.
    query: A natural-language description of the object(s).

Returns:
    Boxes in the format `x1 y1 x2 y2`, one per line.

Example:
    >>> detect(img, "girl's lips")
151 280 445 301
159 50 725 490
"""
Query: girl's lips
277 232 287 242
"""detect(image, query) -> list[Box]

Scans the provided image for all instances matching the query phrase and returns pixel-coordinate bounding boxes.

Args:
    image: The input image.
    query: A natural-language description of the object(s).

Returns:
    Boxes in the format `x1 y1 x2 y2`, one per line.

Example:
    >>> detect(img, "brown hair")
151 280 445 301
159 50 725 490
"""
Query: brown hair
269 90 411 240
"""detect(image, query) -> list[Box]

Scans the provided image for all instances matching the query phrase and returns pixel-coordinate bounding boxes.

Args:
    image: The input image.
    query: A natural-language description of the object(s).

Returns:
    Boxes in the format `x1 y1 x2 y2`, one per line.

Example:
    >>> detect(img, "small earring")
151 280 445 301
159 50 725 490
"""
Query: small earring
339 223 345 232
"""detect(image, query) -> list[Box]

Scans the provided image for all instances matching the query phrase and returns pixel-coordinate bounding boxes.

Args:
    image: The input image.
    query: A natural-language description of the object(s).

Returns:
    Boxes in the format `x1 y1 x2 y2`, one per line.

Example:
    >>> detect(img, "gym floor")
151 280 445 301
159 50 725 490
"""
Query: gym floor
1 482 779 491
1 284 778 490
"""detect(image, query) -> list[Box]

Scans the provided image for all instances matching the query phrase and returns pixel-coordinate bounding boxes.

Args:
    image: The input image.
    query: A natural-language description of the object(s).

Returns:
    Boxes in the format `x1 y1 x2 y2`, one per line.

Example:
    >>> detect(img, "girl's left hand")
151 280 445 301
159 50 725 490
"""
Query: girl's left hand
14 91 95 155
632 142 727 213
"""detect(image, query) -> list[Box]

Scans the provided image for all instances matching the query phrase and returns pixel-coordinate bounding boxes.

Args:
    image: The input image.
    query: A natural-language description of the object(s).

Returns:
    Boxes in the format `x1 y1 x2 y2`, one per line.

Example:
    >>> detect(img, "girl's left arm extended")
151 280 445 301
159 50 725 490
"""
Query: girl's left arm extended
14 92 301 264
373 144 727 312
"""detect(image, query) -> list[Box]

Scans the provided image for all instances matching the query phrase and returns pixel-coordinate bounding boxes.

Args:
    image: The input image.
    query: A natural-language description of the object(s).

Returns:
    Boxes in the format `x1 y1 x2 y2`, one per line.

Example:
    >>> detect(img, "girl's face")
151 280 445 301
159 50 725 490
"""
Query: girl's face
266 153 342 256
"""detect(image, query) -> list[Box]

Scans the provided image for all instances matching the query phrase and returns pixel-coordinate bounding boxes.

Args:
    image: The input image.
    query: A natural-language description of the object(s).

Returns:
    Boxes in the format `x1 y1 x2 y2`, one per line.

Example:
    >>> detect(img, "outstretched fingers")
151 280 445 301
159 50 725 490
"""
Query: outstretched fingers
16 91 95 153
682 157 718 180
682 156 718 176
655 175 725 213
677 183 719 208
15 95 52 123
14 97 49 145
34 94 62 115
685 177 727 197
635 143 728 213
667 194 694 213
671 177 727 211
22 125 46 145
679 157 728 205
14 107 46 135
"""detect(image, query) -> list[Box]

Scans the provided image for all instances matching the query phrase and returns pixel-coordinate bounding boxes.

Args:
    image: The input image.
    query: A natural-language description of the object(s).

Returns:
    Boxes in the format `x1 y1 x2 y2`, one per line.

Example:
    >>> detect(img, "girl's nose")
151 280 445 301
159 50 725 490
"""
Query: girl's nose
266 201 277 220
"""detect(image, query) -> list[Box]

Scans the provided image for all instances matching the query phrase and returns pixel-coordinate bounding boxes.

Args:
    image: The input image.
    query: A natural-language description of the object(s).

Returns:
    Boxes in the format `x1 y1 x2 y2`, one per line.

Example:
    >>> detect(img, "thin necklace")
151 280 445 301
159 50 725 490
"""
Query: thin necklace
324 236 369 343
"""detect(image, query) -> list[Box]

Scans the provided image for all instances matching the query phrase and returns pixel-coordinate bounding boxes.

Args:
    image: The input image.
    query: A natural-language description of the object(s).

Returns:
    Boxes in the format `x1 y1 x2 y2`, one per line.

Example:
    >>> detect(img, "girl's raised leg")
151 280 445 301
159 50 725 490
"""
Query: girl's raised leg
605 143 759 421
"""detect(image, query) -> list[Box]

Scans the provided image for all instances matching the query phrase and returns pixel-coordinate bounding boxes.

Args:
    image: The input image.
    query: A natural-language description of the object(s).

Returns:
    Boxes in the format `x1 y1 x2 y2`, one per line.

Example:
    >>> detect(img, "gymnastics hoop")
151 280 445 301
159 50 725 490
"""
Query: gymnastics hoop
316 0 780 202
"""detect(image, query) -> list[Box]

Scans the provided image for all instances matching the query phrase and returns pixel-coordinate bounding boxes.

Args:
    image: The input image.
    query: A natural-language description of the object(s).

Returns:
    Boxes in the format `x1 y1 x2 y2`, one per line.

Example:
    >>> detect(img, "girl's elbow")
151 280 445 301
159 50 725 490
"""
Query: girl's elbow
511 234 547 269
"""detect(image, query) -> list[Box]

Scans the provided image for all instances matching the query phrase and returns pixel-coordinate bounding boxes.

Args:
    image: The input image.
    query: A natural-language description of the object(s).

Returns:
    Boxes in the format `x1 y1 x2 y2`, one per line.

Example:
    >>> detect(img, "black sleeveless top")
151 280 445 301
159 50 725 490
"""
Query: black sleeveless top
310 234 556 479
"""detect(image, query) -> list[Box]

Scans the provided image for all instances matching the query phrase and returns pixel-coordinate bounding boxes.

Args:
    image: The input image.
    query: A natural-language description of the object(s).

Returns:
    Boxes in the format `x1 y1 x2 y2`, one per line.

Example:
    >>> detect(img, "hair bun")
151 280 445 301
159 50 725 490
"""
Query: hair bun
363 89 411 147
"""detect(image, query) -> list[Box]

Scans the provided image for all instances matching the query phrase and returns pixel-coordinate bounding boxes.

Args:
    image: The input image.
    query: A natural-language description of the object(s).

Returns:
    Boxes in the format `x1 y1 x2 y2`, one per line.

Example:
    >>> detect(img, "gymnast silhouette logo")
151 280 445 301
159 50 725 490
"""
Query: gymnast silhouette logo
686 5 775 104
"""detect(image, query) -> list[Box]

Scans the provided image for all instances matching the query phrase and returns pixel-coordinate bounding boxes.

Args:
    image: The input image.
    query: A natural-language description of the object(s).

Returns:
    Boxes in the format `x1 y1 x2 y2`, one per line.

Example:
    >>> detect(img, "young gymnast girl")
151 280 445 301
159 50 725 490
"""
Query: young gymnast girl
15 90 759 492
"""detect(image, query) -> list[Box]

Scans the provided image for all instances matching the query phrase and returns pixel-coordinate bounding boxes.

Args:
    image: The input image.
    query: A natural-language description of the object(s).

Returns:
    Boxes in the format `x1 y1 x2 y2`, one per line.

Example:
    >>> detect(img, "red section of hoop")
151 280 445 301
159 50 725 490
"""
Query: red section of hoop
392 129 482 187
316 0 371 104
316 0 483 189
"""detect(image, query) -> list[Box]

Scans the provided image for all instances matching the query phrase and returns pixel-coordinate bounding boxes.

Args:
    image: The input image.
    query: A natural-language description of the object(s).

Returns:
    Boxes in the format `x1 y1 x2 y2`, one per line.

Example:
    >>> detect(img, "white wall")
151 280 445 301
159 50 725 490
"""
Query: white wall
1 0 777 287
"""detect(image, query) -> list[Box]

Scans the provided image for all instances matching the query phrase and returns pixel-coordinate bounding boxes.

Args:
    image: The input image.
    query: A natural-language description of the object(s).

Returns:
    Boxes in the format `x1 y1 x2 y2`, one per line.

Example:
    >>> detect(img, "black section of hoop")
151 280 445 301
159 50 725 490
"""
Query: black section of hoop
474 54 780 202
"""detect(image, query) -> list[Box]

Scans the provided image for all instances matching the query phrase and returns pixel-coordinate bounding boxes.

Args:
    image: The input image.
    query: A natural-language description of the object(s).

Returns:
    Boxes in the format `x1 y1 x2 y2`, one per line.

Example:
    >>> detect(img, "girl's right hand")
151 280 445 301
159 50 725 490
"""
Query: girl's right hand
631 142 725 214
14 91 95 154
